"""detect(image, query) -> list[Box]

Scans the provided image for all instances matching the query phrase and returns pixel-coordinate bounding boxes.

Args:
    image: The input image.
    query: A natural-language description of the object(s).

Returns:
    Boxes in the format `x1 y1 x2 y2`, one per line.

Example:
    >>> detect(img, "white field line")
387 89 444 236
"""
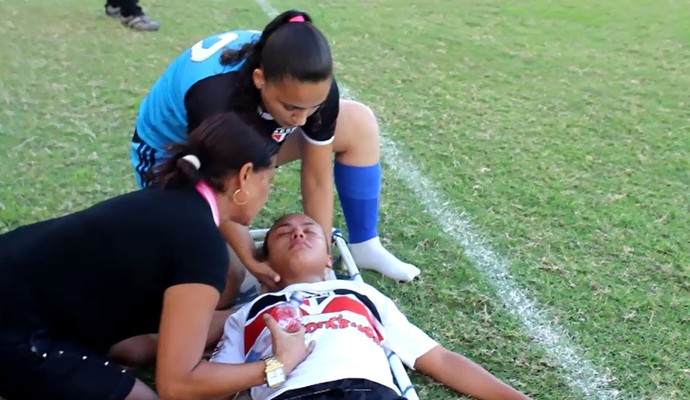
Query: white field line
253 1 619 398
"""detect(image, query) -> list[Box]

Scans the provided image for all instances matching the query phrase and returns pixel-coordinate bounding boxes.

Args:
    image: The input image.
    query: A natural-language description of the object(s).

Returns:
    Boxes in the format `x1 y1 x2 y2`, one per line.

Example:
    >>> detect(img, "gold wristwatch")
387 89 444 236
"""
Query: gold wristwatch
262 355 286 388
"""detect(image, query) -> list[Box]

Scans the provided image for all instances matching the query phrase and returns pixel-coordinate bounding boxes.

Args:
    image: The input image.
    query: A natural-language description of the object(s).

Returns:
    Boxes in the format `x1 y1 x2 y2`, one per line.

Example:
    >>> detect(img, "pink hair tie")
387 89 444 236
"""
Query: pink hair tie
289 15 305 22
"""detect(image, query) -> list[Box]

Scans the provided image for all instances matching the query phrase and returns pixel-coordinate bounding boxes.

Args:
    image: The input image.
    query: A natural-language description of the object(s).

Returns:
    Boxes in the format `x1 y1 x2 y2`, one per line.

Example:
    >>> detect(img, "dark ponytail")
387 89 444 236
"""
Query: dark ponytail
152 112 278 191
220 9 333 112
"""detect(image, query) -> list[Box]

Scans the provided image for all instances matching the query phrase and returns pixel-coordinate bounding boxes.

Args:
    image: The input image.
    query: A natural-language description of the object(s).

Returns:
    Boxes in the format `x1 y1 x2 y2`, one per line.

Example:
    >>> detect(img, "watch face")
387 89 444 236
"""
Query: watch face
266 368 286 387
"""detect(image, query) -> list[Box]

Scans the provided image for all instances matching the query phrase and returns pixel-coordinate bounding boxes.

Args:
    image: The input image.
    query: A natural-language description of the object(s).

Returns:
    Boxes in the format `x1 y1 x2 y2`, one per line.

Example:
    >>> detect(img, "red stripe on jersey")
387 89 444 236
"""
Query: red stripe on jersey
320 295 383 342
243 294 381 355
244 309 270 355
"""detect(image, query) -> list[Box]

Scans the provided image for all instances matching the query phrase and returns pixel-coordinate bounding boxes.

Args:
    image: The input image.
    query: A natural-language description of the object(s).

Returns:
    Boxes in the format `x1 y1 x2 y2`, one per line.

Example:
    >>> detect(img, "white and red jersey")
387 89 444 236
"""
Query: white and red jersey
210 280 438 400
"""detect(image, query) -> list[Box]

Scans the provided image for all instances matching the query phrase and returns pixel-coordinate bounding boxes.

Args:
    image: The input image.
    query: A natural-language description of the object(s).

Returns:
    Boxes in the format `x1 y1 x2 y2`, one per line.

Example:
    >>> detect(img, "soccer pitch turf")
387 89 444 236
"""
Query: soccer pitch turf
0 0 688 398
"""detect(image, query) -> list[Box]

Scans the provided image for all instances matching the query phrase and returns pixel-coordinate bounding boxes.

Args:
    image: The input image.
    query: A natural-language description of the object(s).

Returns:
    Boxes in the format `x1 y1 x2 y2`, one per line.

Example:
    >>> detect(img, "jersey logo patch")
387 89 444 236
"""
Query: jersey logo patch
271 126 298 143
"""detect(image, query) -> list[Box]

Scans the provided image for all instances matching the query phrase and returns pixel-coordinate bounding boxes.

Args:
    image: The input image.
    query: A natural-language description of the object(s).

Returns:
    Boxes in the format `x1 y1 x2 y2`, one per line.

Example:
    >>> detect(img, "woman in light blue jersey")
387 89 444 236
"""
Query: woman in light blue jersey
132 10 420 301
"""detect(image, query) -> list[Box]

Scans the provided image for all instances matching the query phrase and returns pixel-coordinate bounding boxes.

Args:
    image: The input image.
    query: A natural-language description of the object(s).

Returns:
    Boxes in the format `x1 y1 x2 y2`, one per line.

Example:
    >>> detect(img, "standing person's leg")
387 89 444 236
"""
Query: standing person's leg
105 0 121 17
117 0 160 31
117 0 142 18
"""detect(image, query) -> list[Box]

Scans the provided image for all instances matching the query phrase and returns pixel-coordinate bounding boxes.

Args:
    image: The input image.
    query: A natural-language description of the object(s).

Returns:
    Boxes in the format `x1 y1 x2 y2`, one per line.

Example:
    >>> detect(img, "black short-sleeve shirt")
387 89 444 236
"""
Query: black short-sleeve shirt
0 187 228 351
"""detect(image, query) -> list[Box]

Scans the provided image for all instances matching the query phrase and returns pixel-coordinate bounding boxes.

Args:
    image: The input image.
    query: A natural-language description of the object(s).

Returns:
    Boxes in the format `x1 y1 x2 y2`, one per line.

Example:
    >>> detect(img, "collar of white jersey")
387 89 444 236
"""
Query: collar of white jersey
279 280 367 294
257 105 273 120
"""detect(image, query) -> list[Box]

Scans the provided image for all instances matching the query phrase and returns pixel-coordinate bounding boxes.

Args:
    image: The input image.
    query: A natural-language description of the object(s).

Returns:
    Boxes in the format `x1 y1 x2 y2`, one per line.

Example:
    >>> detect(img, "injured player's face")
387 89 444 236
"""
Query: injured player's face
263 213 331 284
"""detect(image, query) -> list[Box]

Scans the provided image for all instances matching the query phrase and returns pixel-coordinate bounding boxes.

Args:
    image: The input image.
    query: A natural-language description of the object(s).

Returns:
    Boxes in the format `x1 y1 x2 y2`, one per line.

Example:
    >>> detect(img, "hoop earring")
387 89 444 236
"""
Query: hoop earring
232 189 249 205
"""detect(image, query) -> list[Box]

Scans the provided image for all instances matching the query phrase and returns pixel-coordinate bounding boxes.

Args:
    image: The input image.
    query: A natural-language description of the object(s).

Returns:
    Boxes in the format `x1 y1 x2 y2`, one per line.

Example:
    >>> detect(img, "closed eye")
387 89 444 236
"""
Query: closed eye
275 228 292 237
282 102 325 112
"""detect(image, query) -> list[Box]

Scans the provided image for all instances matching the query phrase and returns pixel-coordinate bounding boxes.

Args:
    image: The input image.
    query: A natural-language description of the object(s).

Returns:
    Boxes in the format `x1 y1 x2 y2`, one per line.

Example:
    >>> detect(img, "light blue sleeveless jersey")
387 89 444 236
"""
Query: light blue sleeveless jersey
134 30 261 152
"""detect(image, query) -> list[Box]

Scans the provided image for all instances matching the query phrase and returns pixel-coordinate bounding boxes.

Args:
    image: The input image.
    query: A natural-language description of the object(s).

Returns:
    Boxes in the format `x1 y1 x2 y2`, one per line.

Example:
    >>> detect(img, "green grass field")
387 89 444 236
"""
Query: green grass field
1 0 688 399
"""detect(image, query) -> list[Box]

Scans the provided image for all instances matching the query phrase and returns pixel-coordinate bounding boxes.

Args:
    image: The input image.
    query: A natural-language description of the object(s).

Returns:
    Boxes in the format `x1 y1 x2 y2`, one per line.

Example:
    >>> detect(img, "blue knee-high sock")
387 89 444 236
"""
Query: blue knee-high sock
334 161 381 244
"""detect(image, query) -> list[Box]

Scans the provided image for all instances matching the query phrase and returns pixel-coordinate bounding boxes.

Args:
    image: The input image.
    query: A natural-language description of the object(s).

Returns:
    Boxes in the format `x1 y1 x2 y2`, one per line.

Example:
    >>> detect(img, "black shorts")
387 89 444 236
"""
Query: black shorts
131 129 157 188
274 378 405 400
0 318 136 400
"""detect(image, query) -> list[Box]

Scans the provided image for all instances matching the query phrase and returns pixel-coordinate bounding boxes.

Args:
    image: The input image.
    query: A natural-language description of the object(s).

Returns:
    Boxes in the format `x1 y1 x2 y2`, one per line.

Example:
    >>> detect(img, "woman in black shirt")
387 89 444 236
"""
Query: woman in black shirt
0 112 312 400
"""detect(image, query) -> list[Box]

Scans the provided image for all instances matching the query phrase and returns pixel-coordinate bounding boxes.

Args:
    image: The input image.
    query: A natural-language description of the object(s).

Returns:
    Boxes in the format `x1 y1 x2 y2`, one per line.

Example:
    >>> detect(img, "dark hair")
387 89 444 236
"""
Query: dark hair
260 220 278 260
220 9 333 113
152 112 278 191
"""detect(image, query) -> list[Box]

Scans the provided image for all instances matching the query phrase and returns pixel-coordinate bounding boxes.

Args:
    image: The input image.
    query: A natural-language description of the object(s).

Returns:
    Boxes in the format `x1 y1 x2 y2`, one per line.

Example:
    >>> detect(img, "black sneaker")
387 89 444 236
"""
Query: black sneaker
105 5 120 17
121 14 160 31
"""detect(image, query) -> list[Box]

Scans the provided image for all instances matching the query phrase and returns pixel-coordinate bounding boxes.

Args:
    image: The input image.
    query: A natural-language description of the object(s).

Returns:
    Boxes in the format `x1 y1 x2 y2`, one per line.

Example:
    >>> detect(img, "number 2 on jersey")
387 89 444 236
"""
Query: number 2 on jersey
190 32 239 62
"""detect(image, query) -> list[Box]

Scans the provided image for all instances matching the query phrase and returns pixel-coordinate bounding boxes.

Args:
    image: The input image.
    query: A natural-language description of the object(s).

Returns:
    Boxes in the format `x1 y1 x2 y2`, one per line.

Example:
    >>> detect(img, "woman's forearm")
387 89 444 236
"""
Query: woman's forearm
301 167 334 245
220 221 256 265
157 360 266 400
